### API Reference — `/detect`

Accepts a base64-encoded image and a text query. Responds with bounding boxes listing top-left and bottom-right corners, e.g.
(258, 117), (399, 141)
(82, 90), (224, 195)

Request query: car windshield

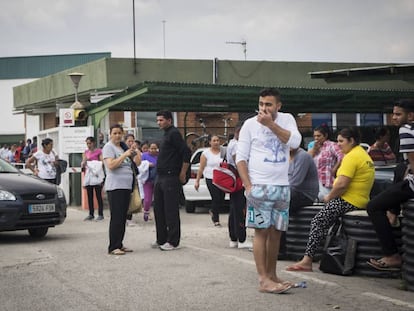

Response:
(0, 159), (21, 173)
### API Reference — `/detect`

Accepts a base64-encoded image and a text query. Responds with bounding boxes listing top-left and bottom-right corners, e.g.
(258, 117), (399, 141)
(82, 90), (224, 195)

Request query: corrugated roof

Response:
(0, 52), (111, 79)
(87, 81), (414, 114)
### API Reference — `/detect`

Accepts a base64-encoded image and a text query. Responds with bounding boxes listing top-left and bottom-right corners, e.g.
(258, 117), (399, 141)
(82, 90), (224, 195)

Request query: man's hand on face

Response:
(257, 109), (273, 128)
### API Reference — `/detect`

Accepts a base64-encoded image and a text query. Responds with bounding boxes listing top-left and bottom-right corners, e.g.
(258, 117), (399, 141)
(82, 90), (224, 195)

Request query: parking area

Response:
(1, 206), (413, 311)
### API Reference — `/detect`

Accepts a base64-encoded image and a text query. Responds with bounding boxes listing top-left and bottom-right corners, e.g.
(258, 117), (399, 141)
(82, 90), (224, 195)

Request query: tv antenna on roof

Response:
(226, 40), (247, 60)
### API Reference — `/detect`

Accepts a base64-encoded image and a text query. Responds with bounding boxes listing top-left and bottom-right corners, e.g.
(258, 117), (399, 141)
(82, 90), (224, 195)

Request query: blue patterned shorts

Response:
(245, 184), (290, 231)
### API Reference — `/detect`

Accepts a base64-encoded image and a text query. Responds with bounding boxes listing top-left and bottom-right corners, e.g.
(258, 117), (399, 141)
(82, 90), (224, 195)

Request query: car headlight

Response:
(57, 187), (65, 199)
(0, 190), (17, 201)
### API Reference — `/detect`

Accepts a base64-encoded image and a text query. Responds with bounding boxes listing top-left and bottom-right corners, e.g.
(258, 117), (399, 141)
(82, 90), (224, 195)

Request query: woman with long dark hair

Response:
(102, 124), (141, 255)
(287, 127), (375, 272)
(308, 124), (343, 200)
(26, 138), (59, 184)
(81, 136), (105, 221)
(194, 135), (225, 226)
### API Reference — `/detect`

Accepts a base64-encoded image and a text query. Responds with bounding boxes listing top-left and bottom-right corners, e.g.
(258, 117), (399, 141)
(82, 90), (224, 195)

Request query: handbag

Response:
(319, 220), (357, 276)
(212, 151), (243, 193)
(128, 183), (142, 214)
(128, 163), (142, 214)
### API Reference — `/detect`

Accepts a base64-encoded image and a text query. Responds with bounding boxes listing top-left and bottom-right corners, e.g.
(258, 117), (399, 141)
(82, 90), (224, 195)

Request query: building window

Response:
(360, 113), (383, 126)
(336, 113), (357, 128)
(136, 111), (162, 142)
(312, 113), (332, 129)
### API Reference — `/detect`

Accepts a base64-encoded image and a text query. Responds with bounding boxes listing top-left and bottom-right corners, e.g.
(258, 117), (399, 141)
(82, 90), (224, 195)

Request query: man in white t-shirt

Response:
(236, 88), (301, 294)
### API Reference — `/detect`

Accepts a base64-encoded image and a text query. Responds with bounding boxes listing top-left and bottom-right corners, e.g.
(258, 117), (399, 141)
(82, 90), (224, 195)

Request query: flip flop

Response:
(286, 264), (313, 272)
(259, 284), (291, 294)
(109, 248), (126, 255)
(273, 279), (295, 287)
(367, 258), (401, 271)
(121, 247), (133, 252)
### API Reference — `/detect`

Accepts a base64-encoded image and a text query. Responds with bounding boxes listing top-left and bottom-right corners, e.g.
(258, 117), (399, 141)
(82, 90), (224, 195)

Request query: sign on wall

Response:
(59, 108), (74, 126)
(61, 126), (94, 153)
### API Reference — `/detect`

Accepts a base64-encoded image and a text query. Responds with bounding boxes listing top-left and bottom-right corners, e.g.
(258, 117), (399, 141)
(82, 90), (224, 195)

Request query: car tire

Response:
(28, 227), (49, 238)
(185, 201), (196, 213)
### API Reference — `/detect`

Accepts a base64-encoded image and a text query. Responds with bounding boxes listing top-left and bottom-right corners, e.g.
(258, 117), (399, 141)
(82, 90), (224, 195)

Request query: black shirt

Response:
(157, 125), (191, 175)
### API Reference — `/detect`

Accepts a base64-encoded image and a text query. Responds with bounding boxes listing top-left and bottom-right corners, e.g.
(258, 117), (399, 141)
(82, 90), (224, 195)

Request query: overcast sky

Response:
(1, 0), (414, 63)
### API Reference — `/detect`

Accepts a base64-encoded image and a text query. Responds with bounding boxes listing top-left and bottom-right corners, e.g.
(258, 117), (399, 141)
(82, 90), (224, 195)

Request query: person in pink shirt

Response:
(308, 124), (343, 201)
(81, 136), (104, 221)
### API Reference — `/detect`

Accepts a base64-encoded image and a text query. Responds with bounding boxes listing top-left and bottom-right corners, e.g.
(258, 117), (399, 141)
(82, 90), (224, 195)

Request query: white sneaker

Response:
(159, 242), (179, 251)
(238, 240), (253, 249)
(229, 241), (238, 248)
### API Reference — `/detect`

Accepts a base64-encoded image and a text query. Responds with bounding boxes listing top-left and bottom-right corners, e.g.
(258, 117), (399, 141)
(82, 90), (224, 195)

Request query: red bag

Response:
(212, 160), (243, 193)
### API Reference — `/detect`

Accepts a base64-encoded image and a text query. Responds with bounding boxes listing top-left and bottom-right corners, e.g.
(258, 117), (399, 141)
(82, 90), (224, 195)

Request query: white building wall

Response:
(26, 114), (41, 141)
(0, 78), (36, 137)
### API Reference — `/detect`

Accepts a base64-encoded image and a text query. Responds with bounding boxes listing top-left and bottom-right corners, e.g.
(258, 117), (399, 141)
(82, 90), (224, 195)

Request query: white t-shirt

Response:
(202, 148), (222, 179)
(34, 150), (57, 179)
(226, 138), (237, 167)
(236, 112), (301, 185)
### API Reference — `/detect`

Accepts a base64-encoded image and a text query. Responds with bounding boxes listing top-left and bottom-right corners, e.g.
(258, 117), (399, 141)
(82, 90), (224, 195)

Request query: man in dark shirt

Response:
(153, 111), (191, 251)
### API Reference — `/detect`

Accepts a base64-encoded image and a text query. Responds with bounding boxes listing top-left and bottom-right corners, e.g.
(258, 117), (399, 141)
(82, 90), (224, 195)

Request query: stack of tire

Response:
(402, 200), (414, 291)
(342, 210), (402, 278)
(286, 203), (325, 261)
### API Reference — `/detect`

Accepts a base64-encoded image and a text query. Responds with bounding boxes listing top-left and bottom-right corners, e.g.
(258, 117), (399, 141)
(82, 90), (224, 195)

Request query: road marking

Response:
(361, 292), (414, 309)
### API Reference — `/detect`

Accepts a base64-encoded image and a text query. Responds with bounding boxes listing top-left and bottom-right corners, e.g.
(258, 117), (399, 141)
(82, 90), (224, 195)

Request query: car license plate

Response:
(28, 204), (55, 214)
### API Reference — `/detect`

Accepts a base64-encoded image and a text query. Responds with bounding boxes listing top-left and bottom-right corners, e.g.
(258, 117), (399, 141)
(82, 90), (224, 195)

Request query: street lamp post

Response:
(68, 72), (84, 107)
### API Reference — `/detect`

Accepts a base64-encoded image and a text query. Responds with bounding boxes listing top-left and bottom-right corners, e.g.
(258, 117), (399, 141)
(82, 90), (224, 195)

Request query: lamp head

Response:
(68, 72), (84, 88)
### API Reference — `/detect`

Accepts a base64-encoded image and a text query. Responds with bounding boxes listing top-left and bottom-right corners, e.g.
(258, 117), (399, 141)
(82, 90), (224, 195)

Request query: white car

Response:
(183, 148), (230, 213)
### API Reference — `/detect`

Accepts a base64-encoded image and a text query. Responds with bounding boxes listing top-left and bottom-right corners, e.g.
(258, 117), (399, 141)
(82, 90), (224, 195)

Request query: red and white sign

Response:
(59, 108), (74, 126)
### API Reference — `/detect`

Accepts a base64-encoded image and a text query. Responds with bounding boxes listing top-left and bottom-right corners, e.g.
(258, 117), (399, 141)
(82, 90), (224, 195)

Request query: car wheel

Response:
(28, 227), (49, 238)
(185, 201), (195, 213)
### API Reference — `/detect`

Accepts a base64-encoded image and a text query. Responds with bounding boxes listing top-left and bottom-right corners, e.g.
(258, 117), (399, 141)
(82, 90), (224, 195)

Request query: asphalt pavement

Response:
(1, 205), (414, 311)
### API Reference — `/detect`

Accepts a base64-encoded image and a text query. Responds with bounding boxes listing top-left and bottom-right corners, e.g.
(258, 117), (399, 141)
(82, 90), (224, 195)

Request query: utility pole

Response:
(225, 40), (247, 60)
(162, 20), (166, 58)
(132, 0), (137, 74)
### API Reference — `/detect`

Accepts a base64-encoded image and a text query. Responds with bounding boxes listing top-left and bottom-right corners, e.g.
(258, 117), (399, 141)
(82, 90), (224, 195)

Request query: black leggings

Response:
(85, 185), (104, 217)
(206, 178), (225, 223)
(107, 189), (130, 253)
(228, 188), (246, 242)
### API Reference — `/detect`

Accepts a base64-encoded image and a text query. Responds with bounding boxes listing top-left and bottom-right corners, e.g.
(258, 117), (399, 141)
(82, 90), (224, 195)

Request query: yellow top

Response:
(335, 145), (375, 208)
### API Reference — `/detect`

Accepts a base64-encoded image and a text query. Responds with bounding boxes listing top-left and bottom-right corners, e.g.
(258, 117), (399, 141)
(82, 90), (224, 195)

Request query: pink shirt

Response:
(85, 148), (102, 161)
(314, 140), (343, 188)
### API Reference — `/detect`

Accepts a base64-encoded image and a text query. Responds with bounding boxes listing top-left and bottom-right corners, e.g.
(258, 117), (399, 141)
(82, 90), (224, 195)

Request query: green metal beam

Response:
(88, 87), (149, 115)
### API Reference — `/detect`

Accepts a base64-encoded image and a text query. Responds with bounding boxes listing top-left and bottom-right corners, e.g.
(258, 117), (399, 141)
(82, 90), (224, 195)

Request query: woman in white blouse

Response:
(26, 138), (58, 184)
(195, 135), (225, 226)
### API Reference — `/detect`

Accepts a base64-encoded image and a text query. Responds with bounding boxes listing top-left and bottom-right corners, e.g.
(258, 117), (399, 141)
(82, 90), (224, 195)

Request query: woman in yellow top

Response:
(287, 127), (375, 272)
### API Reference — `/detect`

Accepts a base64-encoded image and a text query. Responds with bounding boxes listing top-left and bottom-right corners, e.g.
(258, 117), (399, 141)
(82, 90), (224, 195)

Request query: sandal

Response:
(120, 247), (133, 252)
(109, 248), (126, 255)
(367, 258), (401, 271)
(259, 283), (291, 294)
